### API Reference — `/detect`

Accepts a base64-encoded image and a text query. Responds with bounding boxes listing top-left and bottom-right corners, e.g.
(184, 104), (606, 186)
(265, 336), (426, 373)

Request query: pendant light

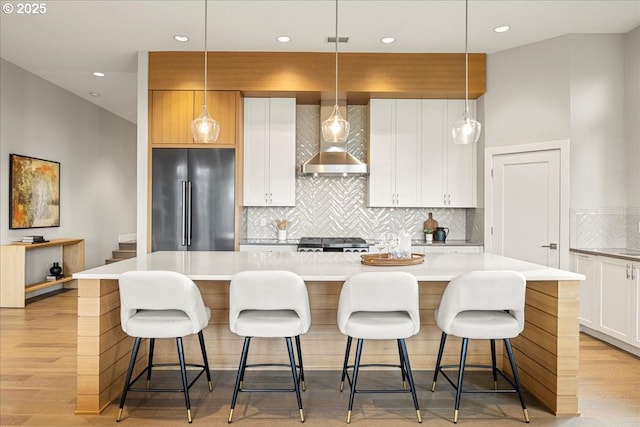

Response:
(321, 0), (350, 143)
(191, 0), (220, 143)
(451, 0), (481, 145)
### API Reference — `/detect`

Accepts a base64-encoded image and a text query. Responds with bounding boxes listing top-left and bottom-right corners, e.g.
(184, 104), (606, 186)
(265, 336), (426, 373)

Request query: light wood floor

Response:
(1, 289), (639, 426)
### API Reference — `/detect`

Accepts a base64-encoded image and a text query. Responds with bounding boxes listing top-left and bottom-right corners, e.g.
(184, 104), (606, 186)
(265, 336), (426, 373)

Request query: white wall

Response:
(484, 33), (635, 210)
(484, 36), (571, 148)
(625, 27), (640, 208)
(0, 59), (137, 269)
(570, 34), (627, 209)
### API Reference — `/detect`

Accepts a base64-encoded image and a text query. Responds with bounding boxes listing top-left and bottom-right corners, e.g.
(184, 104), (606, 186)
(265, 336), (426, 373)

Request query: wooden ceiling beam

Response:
(149, 51), (486, 103)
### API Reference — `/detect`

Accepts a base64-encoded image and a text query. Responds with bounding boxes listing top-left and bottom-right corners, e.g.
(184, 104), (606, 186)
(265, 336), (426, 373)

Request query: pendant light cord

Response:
(204, 0), (208, 107)
(334, 0), (339, 104)
(464, 0), (469, 113)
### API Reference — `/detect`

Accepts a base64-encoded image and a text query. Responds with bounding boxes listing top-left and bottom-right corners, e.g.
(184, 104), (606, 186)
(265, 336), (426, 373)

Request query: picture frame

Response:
(9, 154), (60, 229)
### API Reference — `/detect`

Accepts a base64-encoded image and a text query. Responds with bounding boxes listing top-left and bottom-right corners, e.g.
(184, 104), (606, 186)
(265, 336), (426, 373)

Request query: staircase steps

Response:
(105, 241), (137, 264)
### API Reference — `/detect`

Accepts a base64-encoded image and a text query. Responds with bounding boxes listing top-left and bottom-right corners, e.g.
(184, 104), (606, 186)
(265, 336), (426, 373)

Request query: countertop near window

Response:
(570, 248), (640, 262)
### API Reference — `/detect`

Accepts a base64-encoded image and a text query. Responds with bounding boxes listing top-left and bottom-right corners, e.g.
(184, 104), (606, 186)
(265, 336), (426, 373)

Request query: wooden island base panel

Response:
(73, 251), (582, 416)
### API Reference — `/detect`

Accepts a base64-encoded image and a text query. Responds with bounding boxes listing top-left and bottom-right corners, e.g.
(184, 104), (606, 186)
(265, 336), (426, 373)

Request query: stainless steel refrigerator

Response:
(152, 148), (235, 251)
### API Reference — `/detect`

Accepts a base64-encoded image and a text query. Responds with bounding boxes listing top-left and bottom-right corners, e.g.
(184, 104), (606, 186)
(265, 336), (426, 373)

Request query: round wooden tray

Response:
(360, 253), (425, 266)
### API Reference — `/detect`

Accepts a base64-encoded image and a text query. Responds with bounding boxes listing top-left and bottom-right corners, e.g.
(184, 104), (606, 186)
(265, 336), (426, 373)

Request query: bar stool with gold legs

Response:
(116, 270), (213, 423)
(431, 270), (530, 424)
(337, 271), (422, 424)
(227, 270), (311, 423)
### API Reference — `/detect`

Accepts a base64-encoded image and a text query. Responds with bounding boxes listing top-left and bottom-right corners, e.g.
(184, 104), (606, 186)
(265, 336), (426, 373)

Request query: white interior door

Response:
(490, 149), (561, 267)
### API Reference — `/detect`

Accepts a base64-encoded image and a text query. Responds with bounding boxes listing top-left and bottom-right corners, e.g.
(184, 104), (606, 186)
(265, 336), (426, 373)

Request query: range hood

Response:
(301, 102), (368, 176)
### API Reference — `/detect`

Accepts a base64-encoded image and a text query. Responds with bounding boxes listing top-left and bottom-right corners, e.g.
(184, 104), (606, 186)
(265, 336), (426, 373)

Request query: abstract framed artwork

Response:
(9, 154), (60, 229)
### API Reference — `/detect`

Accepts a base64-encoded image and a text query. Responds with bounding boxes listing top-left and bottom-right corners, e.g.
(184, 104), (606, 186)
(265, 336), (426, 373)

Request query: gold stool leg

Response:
(523, 408), (530, 423)
(228, 408), (234, 423)
(299, 409), (305, 422)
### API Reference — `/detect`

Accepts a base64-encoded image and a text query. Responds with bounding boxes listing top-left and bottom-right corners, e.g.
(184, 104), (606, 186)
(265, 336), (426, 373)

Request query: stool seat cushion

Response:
(125, 307), (212, 339)
(344, 311), (416, 340)
(234, 309), (306, 338)
(446, 310), (520, 339)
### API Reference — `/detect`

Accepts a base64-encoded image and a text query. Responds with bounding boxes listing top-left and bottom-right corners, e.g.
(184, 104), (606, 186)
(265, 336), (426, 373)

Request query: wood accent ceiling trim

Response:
(149, 51), (486, 103)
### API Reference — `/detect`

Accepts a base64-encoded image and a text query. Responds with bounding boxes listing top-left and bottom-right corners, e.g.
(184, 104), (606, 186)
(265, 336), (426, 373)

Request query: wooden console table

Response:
(0, 238), (84, 308)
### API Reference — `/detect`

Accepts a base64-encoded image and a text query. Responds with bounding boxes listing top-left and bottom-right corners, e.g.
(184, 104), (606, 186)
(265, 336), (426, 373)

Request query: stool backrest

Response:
(119, 270), (209, 335)
(436, 270), (526, 334)
(337, 272), (420, 335)
(229, 270), (311, 334)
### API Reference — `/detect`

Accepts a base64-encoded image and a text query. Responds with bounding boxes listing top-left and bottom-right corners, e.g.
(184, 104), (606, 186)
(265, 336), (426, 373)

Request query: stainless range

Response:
(297, 237), (370, 253)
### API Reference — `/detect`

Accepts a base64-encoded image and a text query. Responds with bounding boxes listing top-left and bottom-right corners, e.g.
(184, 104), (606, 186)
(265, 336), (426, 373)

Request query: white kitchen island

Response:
(73, 251), (583, 417)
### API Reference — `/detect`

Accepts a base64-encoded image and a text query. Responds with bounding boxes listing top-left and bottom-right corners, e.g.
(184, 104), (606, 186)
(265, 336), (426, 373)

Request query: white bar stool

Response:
(337, 271), (422, 424)
(116, 270), (213, 423)
(431, 270), (530, 424)
(227, 270), (311, 423)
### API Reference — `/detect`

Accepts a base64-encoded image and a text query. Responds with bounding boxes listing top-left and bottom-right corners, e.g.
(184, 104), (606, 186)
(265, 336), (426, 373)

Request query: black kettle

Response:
(433, 227), (449, 242)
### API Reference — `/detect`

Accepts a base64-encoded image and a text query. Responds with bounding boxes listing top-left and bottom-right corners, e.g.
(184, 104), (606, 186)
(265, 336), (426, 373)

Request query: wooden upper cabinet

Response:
(149, 90), (238, 146)
(149, 91), (195, 145)
(194, 91), (237, 145)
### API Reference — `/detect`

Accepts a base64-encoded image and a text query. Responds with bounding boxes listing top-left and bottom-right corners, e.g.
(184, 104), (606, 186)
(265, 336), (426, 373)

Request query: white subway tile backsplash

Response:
(244, 104), (470, 241)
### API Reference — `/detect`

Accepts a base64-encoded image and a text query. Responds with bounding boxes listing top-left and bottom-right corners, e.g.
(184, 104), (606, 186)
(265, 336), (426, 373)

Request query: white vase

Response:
(277, 230), (287, 241)
(425, 233), (433, 243)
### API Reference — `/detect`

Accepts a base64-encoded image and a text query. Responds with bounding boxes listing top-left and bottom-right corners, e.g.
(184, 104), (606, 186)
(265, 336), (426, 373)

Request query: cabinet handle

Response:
(626, 264), (631, 279)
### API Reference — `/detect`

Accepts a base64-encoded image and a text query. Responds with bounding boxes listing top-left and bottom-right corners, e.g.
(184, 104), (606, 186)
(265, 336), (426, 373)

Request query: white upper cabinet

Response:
(243, 98), (296, 206)
(369, 99), (422, 207)
(420, 100), (446, 205)
(369, 99), (477, 208)
(445, 100), (477, 207)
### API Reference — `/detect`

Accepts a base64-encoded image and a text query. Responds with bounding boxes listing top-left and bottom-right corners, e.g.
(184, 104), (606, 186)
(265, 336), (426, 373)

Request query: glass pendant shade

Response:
(452, 0), (481, 145)
(452, 106), (481, 145)
(190, 0), (219, 143)
(191, 104), (220, 143)
(321, 104), (350, 143)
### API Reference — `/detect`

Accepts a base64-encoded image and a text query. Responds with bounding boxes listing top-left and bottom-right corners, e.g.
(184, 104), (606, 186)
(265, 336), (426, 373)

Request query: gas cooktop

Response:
(297, 237), (370, 252)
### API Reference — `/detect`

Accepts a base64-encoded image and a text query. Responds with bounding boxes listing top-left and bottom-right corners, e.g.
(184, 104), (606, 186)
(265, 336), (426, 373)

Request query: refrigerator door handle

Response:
(186, 181), (193, 246)
(181, 181), (187, 246)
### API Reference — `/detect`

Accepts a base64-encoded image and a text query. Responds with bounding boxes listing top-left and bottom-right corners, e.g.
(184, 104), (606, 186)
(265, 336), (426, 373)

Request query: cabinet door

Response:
(446, 100), (477, 207)
(394, 100), (422, 207)
(267, 98), (296, 207)
(572, 253), (598, 328)
(194, 91), (238, 145)
(243, 98), (270, 205)
(421, 100), (446, 206)
(150, 91), (195, 144)
(599, 257), (634, 344)
(368, 99), (395, 207)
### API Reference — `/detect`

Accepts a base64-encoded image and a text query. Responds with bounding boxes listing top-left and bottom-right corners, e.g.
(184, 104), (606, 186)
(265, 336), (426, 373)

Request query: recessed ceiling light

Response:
(381, 37), (395, 44)
(93, 72), (105, 77)
(494, 25), (510, 33)
(174, 35), (189, 42)
(277, 36), (291, 43)
(89, 92), (100, 97)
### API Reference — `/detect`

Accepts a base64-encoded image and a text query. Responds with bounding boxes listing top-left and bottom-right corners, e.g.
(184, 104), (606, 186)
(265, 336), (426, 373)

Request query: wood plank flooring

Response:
(1, 289), (639, 426)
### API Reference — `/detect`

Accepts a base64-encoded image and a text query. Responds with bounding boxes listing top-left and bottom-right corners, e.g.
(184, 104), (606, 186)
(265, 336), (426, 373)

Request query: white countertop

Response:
(73, 251), (584, 282)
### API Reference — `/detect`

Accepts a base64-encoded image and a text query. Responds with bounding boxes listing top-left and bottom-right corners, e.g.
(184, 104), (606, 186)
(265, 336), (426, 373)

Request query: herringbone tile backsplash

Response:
(244, 104), (470, 241)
